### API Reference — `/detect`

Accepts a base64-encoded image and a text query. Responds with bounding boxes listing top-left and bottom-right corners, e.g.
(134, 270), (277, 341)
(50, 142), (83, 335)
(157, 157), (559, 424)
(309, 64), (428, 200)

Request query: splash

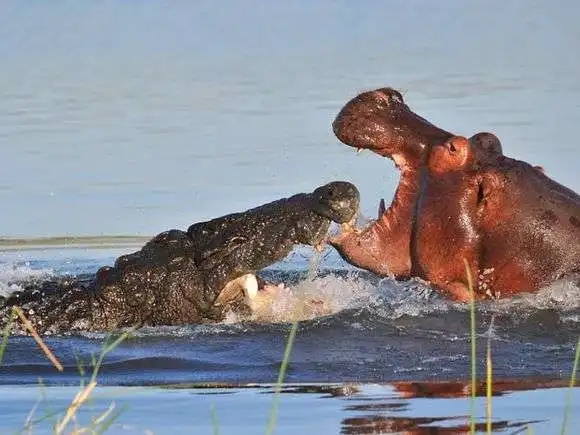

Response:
(373, 277), (451, 319)
(488, 277), (580, 312)
(0, 261), (54, 297)
(221, 273), (379, 325)
(221, 272), (580, 327)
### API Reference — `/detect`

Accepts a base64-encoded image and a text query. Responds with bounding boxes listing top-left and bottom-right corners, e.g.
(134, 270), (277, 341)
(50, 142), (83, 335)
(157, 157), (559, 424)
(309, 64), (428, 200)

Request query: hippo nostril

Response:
(373, 88), (404, 107)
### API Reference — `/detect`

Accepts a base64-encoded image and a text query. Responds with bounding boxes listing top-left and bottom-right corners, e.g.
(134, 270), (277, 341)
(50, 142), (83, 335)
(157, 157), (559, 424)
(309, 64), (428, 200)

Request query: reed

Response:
(0, 309), (13, 365)
(560, 335), (580, 435)
(463, 259), (477, 434)
(486, 332), (493, 434)
(264, 249), (322, 435)
(0, 308), (133, 435)
(210, 403), (221, 435)
(265, 321), (299, 435)
(13, 306), (63, 371)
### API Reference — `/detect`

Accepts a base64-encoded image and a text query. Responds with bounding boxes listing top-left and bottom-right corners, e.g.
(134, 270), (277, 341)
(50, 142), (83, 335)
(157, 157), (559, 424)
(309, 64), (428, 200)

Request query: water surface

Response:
(1, 0), (579, 237)
(0, 1), (579, 433)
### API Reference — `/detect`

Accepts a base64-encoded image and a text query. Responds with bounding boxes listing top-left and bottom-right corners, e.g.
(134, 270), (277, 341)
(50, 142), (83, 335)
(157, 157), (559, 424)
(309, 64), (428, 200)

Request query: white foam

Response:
(79, 323), (252, 340)
(10, 263), (577, 337)
(0, 261), (54, 297)
(223, 273), (580, 326)
(223, 273), (379, 324)
(485, 276), (580, 314)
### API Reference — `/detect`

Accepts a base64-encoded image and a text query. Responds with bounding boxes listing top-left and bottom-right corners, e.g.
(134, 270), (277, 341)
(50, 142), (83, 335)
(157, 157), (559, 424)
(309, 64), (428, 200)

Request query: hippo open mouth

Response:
(328, 88), (508, 285)
(330, 86), (580, 301)
(328, 89), (454, 278)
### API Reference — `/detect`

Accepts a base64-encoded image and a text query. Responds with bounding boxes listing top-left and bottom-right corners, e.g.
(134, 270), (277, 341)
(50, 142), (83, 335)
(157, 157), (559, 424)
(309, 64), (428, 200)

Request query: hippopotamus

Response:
(328, 87), (580, 301)
(1, 181), (360, 335)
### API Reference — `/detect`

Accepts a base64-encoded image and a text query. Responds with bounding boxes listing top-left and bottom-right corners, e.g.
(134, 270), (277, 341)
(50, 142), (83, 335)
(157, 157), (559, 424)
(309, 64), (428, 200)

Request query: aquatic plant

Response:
(464, 259), (478, 434)
(265, 252), (319, 434)
(266, 321), (298, 435)
(561, 336), (580, 435)
(1, 307), (133, 434)
(462, 259), (579, 435)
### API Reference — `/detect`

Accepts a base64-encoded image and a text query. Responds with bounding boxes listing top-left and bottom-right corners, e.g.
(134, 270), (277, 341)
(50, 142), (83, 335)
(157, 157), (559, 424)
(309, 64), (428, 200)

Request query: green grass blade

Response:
(89, 329), (134, 385)
(560, 335), (580, 435)
(93, 403), (129, 435)
(0, 312), (13, 366)
(463, 259), (477, 435)
(211, 403), (221, 435)
(265, 321), (298, 435)
(486, 335), (493, 434)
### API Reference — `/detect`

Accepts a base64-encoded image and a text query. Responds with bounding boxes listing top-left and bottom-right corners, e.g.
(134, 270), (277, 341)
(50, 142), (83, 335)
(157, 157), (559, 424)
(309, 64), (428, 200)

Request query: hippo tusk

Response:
(378, 198), (386, 218)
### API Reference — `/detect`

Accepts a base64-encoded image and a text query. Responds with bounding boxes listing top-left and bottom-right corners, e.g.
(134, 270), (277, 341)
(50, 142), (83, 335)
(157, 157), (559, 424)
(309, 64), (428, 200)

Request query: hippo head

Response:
(310, 181), (360, 224)
(328, 87), (508, 279)
(332, 88), (453, 168)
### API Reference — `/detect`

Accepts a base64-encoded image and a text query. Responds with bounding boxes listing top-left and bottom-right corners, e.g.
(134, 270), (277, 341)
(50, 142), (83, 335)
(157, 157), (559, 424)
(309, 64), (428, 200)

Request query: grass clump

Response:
(0, 307), (133, 434)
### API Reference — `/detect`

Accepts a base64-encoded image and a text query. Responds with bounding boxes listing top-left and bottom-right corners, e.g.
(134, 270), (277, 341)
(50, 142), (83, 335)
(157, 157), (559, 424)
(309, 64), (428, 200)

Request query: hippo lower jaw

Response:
(328, 165), (420, 278)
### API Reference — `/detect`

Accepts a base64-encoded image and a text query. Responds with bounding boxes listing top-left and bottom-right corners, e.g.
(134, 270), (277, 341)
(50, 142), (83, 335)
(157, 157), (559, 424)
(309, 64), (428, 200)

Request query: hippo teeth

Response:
(356, 148), (363, 154)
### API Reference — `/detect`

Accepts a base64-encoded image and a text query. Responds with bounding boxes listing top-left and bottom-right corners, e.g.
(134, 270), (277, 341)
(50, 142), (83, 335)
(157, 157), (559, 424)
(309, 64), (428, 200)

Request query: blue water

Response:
(1, 0), (579, 433)
(2, 384), (578, 435)
(1, 0), (579, 237)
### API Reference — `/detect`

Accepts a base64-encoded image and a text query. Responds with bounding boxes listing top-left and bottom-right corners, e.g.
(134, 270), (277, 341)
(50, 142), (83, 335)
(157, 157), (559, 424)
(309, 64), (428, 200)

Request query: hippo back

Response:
(478, 157), (580, 294)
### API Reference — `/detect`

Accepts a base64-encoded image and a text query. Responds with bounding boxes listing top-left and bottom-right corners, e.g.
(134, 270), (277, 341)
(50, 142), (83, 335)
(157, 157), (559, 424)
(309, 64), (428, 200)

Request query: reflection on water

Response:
(271, 379), (569, 434)
(391, 378), (573, 399)
(0, 379), (577, 434)
(341, 415), (533, 435)
(165, 379), (577, 434)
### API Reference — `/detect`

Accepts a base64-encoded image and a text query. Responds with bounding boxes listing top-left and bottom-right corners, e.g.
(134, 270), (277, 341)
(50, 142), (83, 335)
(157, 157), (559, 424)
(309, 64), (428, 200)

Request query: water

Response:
(1, 0), (579, 237)
(1, 384), (578, 434)
(1, 0), (579, 433)
(1, 248), (578, 433)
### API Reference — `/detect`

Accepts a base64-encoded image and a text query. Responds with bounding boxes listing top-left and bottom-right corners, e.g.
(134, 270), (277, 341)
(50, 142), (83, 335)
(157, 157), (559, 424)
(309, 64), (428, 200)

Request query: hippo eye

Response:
(448, 143), (457, 153)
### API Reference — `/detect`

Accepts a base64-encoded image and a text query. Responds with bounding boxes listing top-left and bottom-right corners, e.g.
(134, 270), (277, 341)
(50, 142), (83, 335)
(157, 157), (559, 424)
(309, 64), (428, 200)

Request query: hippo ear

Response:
(197, 236), (247, 270)
(378, 198), (386, 218)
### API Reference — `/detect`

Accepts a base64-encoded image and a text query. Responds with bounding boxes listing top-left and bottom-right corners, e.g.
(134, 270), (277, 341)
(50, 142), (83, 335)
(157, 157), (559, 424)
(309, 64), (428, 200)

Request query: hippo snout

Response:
(311, 181), (360, 223)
